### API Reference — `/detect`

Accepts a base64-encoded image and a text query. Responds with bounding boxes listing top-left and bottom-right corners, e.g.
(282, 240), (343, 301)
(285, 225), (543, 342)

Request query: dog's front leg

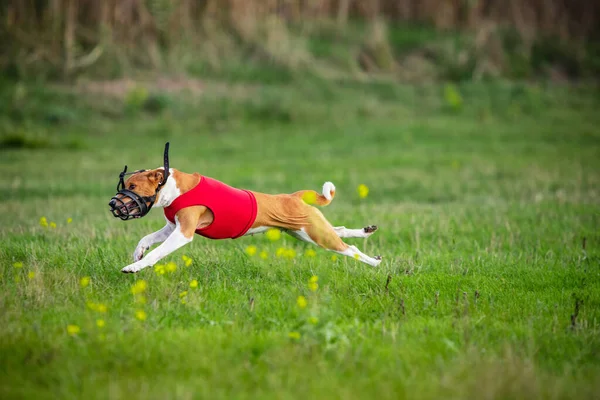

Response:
(121, 207), (205, 274)
(133, 218), (176, 262)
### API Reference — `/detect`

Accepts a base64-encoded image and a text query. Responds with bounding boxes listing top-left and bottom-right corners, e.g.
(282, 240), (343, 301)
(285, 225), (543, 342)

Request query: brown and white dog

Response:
(113, 168), (382, 273)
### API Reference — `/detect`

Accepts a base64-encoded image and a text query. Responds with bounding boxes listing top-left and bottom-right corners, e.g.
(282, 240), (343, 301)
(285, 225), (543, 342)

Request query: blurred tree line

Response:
(1, 0), (599, 81)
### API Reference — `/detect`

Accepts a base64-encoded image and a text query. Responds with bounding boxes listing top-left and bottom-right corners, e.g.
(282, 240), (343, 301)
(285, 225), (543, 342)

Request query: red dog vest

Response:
(164, 176), (257, 239)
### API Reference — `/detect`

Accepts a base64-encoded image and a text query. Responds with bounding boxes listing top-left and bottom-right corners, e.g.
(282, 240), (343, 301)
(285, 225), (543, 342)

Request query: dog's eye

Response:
(129, 184), (136, 190)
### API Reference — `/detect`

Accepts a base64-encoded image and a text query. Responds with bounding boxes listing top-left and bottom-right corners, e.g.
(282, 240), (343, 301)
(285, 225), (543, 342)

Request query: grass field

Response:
(1, 78), (599, 399)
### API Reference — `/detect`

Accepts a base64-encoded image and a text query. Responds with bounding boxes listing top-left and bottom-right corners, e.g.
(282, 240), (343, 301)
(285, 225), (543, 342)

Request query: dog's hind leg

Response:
(293, 208), (382, 267)
(333, 225), (378, 238)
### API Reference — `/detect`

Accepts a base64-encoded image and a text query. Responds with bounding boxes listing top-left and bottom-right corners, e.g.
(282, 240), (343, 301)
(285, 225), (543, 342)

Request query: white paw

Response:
(133, 245), (148, 262)
(121, 262), (144, 274)
(363, 225), (378, 236)
(372, 255), (383, 267)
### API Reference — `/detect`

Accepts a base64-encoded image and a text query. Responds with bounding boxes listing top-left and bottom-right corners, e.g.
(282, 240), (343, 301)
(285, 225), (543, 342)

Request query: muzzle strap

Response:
(158, 142), (170, 190)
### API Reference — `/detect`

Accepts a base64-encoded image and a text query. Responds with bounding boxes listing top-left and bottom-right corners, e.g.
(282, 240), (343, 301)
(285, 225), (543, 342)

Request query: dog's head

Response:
(109, 143), (170, 221)
(109, 169), (167, 220)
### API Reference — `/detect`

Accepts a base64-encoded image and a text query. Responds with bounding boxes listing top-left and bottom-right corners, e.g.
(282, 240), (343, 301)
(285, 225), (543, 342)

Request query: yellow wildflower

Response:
(353, 253), (360, 260)
(309, 275), (318, 283)
(180, 298), (187, 304)
(96, 303), (108, 313)
(304, 249), (317, 257)
(130, 280), (147, 295)
(308, 316), (319, 325)
(96, 319), (105, 328)
(245, 245), (257, 257)
(13, 262), (23, 268)
(331, 255), (338, 262)
(79, 276), (90, 288)
(67, 324), (80, 336)
(288, 331), (301, 340)
(67, 217), (73, 224)
(357, 184), (369, 199)
(135, 310), (147, 321)
(265, 228), (281, 241)
(308, 281), (318, 292)
(259, 250), (269, 259)
(296, 295), (307, 309)
(154, 264), (166, 275)
(39, 217), (48, 228)
(27, 271), (35, 280)
(182, 255), (193, 267)
(190, 279), (199, 289)
(166, 262), (177, 273)
(302, 191), (317, 205)
(284, 249), (296, 259)
(179, 291), (188, 298)
(49, 222), (57, 229)
(276, 248), (286, 258)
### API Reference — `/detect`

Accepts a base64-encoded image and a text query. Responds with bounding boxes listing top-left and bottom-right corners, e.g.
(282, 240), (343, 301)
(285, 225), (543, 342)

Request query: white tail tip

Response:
(322, 181), (335, 200)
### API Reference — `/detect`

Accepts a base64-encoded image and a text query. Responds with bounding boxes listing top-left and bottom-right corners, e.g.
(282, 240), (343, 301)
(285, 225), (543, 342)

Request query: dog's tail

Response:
(293, 181), (336, 207)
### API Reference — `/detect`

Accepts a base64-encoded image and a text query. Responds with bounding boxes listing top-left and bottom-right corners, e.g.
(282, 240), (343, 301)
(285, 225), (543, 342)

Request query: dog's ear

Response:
(148, 169), (164, 184)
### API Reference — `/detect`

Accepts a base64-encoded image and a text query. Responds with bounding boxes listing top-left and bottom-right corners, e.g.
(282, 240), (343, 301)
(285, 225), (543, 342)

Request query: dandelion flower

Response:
(296, 295), (307, 309)
(331, 255), (338, 262)
(189, 279), (199, 289)
(67, 324), (80, 336)
(302, 191), (317, 205)
(27, 271), (35, 280)
(284, 249), (296, 259)
(39, 217), (48, 228)
(357, 184), (369, 199)
(67, 217), (73, 224)
(309, 276), (318, 283)
(154, 264), (166, 275)
(49, 222), (57, 229)
(166, 262), (177, 273)
(182, 255), (193, 267)
(266, 228), (281, 242)
(245, 245), (257, 257)
(79, 276), (90, 288)
(130, 280), (147, 295)
(304, 249), (317, 258)
(288, 331), (301, 340)
(13, 262), (23, 269)
(96, 303), (108, 313)
(308, 281), (318, 292)
(259, 250), (268, 259)
(276, 248), (286, 258)
(96, 319), (105, 328)
(179, 291), (188, 298)
(135, 310), (147, 321)
(308, 316), (319, 325)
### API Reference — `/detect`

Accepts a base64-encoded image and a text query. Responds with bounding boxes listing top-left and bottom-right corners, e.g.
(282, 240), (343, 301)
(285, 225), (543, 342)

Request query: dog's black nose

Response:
(108, 199), (116, 208)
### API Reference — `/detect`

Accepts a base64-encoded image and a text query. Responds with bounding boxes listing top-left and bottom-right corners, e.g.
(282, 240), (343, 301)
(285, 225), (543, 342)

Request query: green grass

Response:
(1, 79), (599, 399)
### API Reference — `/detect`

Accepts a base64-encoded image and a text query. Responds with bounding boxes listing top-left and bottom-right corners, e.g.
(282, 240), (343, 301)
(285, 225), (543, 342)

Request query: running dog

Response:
(109, 143), (381, 273)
